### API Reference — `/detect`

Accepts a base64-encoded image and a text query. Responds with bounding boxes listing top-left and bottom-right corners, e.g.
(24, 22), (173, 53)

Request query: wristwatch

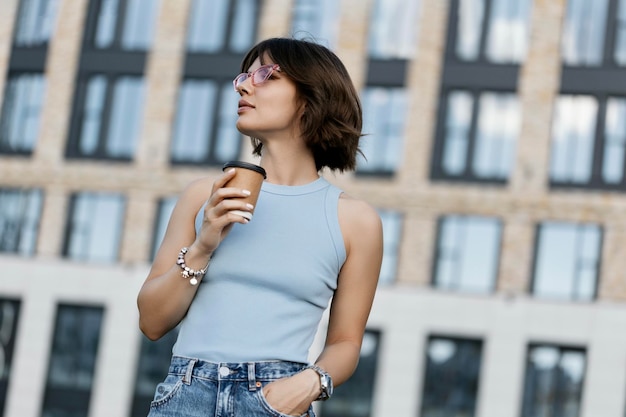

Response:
(306, 364), (333, 401)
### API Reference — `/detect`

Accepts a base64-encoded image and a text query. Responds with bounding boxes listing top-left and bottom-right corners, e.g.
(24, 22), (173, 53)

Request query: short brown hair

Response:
(240, 38), (363, 172)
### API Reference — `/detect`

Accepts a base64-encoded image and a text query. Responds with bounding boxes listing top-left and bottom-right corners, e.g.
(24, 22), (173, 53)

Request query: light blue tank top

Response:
(172, 177), (346, 363)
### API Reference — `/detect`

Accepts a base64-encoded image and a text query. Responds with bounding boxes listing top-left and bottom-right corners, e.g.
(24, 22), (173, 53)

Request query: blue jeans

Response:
(148, 356), (316, 417)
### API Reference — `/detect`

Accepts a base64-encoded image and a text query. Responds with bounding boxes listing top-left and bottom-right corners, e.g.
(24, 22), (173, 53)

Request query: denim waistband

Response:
(168, 355), (308, 387)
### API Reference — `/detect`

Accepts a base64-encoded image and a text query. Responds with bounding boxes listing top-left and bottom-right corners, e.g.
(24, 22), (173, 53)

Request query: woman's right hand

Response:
(192, 168), (254, 255)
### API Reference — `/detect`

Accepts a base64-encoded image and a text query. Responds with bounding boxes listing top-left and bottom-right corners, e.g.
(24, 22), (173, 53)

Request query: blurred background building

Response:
(1, 0), (626, 416)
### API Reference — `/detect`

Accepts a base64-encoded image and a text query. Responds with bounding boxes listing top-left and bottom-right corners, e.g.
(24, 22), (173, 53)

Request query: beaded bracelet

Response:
(176, 247), (210, 285)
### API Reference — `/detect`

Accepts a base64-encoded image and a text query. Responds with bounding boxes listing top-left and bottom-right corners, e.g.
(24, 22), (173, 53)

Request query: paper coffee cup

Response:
(222, 161), (266, 220)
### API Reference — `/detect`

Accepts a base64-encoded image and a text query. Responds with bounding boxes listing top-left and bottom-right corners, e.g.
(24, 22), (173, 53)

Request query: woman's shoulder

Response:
(174, 176), (215, 214)
(337, 193), (382, 241)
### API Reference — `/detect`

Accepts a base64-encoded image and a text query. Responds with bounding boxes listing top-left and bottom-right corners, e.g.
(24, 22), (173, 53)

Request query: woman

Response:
(138, 37), (383, 417)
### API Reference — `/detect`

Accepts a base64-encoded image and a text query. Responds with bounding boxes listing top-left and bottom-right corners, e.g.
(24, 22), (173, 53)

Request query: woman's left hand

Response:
(262, 369), (319, 416)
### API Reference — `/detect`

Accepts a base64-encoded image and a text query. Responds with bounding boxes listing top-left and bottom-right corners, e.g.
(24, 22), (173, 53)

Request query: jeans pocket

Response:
(256, 388), (311, 417)
(150, 374), (184, 408)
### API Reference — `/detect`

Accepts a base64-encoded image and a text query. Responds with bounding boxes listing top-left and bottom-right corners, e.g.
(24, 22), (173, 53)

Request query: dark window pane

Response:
(357, 87), (407, 175)
(320, 331), (381, 417)
(130, 330), (178, 417)
(64, 192), (125, 263)
(13, 0), (60, 46)
(442, 91), (473, 175)
(42, 305), (104, 417)
(562, 0), (610, 66)
(521, 345), (586, 417)
(532, 222), (601, 301)
(420, 336), (483, 417)
(0, 299), (21, 415)
(0, 73), (46, 154)
(434, 215), (501, 293)
(0, 188), (42, 255)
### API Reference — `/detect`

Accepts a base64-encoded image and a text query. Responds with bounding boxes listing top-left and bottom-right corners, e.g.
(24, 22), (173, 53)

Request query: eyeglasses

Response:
(233, 64), (281, 91)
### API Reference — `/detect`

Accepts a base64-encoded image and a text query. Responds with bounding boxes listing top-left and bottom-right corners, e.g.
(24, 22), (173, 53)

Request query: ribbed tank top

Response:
(172, 177), (346, 363)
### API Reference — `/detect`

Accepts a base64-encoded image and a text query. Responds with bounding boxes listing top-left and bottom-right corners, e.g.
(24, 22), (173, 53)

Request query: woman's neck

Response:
(259, 142), (319, 186)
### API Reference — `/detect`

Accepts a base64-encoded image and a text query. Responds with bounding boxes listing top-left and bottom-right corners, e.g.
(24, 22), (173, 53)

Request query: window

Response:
(320, 330), (381, 417)
(290, 0), (340, 49)
(12, 0), (60, 47)
(66, 0), (159, 160)
(532, 221), (601, 301)
(41, 304), (104, 417)
(368, 0), (421, 59)
(0, 73), (46, 154)
(170, 81), (240, 165)
(433, 215), (502, 293)
(171, 0), (261, 166)
(561, 0), (626, 67)
(0, 188), (43, 255)
(420, 336), (483, 417)
(549, 94), (626, 190)
(357, 88), (408, 175)
(130, 329), (179, 417)
(63, 192), (126, 263)
(2, 0), (60, 155)
(435, 90), (520, 181)
(186, 0), (257, 54)
(0, 298), (21, 417)
(150, 196), (177, 260)
(455, 0), (533, 64)
(378, 210), (402, 285)
(521, 344), (586, 417)
(432, 0), (532, 183)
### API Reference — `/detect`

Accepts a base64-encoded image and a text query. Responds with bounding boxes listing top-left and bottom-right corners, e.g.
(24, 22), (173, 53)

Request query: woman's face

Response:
(235, 56), (303, 141)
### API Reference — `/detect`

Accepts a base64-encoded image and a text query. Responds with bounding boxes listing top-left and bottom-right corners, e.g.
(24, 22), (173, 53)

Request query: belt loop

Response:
(247, 362), (257, 391)
(183, 359), (197, 385)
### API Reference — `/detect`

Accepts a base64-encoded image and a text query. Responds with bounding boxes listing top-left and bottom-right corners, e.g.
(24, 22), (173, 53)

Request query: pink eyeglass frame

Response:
(233, 64), (281, 91)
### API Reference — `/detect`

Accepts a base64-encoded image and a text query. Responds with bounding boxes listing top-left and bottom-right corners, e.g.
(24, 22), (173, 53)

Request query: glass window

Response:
(456, 0), (532, 63)
(0, 73), (46, 154)
(170, 80), (241, 165)
(186, 0), (258, 53)
(93, 0), (160, 50)
(291, 0), (340, 49)
(602, 97), (626, 184)
(616, 0), (626, 65)
(0, 188), (43, 256)
(12, 0), (60, 46)
(357, 87), (407, 175)
(532, 221), (601, 301)
(150, 196), (177, 260)
(562, 0), (610, 66)
(378, 210), (402, 286)
(320, 330), (381, 417)
(549, 95), (597, 184)
(420, 336), (483, 417)
(439, 90), (519, 181)
(368, 0), (420, 59)
(130, 329), (179, 417)
(521, 345), (586, 417)
(71, 75), (145, 159)
(63, 192), (125, 263)
(0, 298), (21, 415)
(41, 304), (103, 417)
(433, 215), (502, 293)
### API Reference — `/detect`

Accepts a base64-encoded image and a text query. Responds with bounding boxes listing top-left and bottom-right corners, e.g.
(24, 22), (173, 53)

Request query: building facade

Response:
(1, 0), (626, 416)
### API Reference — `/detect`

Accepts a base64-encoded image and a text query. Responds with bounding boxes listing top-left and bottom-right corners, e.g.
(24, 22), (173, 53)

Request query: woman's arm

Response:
(262, 194), (383, 413)
(137, 169), (255, 340)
